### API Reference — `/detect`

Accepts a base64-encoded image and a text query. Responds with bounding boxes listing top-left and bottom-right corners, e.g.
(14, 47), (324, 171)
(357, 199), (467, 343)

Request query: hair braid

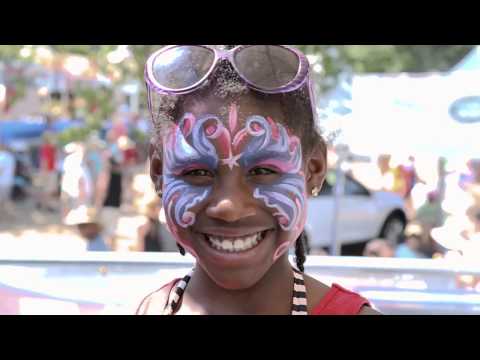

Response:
(294, 232), (307, 272)
(177, 243), (186, 256)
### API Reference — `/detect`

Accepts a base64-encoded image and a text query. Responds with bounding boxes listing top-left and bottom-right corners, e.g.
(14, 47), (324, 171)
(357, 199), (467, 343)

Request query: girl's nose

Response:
(205, 177), (256, 223)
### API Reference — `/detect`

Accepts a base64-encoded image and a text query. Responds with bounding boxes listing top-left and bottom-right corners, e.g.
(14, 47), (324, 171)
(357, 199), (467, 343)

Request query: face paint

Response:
(161, 104), (307, 263)
(162, 113), (221, 255)
(238, 115), (307, 261)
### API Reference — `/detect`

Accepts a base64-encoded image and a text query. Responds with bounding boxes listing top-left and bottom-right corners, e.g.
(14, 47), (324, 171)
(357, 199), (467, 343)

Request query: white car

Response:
(305, 171), (407, 252)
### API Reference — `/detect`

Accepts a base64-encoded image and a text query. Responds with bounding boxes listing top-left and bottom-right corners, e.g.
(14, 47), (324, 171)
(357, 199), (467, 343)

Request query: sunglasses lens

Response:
(234, 46), (300, 90)
(152, 46), (214, 90)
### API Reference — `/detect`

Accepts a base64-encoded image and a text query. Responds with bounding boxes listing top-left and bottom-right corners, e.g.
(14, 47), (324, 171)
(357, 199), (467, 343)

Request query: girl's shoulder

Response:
(303, 273), (380, 315)
(136, 279), (180, 315)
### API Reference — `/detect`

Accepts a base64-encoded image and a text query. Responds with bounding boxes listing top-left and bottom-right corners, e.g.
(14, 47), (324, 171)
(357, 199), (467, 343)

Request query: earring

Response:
(312, 186), (320, 197)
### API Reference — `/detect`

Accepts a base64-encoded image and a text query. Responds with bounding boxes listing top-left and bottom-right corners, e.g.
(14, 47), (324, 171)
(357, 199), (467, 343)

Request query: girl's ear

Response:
(306, 139), (327, 197)
(149, 143), (163, 195)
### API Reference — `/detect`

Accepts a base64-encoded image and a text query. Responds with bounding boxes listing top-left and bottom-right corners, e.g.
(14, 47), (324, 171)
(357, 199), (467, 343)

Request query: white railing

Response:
(1, 252), (479, 315)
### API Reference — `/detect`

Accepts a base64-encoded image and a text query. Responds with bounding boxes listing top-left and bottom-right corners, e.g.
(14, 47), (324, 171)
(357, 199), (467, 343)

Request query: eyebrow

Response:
(240, 150), (295, 170)
(168, 158), (216, 176)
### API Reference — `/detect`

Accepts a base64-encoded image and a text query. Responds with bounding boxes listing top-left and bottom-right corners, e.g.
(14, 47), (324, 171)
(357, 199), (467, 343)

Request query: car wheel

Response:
(380, 215), (406, 245)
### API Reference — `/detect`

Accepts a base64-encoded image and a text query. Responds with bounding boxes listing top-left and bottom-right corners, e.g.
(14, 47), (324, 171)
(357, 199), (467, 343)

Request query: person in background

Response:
(64, 206), (110, 251)
(395, 223), (428, 258)
(37, 132), (58, 212)
(459, 159), (480, 191)
(60, 143), (94, 219)
(401, 155), (426, 219)
(0, 141), (16, 219)
(117, 135), (138, 209)
(461, 205), (480, 242)
(415, 190), (446, 229)
(11, 141), (33, 201)
(363, 239), (395, 258)
(85, 133), (106, 199)
(137, 197), (176, 252)
(95, 156), (123, 251)
(377, 154), (395, 192)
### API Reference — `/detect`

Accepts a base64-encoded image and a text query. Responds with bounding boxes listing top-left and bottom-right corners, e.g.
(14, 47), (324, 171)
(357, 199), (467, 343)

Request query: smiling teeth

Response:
(207, 233), (263, 253)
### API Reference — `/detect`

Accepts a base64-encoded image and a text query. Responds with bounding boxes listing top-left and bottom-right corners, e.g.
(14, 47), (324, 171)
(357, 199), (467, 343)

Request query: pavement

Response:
(0, 198), (146, 253)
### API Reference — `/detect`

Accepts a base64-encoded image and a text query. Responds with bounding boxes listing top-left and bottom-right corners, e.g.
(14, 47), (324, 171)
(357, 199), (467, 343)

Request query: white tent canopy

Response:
(339, 70), (480, 168)
(452, 46), (480, 72)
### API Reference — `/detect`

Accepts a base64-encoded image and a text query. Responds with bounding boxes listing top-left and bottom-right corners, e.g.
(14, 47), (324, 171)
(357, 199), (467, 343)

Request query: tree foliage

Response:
(1, 45), (475, 110)
(296, 45), (474, 90)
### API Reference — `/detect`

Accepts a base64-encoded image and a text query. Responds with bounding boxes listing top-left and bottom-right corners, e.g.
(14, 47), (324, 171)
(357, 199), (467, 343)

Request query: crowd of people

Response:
(358, 152), (480, 260)
(2, 114), (480, 259)
(0, 113), (175, 253)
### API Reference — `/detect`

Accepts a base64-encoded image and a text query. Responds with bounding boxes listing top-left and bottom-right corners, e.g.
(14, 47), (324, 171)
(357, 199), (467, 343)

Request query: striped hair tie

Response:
(291, 268), (308, 315)
(163, 270), (194, 315)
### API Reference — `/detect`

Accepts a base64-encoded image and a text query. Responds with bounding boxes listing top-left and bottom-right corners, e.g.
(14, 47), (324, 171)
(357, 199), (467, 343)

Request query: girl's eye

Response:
(183, 169), (214, 177)
(248, 167), (278, 176)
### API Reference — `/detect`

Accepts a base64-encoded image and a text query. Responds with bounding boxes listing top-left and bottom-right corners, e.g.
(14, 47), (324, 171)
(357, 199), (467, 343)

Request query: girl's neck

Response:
(184, 256), (294, 315)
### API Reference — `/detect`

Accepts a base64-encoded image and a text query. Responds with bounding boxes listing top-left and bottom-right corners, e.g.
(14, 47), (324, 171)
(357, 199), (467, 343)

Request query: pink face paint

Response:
(238, 115), (306, 261)
(162, 113), (221, 257)
(162, 105), (307, 263)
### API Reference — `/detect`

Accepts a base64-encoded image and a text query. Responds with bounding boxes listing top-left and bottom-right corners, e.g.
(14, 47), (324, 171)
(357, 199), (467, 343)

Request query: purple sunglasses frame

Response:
(145, 45), (318, 121)
(145, 45), (311, 95)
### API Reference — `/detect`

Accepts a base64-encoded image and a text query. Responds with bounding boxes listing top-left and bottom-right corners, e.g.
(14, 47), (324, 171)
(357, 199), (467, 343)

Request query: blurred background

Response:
(1, 45), (480, 314)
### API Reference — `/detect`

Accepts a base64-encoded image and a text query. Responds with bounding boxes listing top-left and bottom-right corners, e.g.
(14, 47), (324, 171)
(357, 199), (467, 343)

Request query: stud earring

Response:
(312, 186), (320, 197)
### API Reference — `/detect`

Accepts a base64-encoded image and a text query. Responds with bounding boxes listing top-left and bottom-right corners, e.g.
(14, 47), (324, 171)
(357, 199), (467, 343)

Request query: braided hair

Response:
(294, 232), (308, 272)
(177, 243), (186, 256)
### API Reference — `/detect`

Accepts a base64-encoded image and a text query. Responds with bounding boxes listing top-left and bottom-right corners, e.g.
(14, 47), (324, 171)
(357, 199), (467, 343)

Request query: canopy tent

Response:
(332, 70), (480, 169)
(318, 47), (480, 159)
(0, 118), (82, 144)
(451, 46), (480, 72)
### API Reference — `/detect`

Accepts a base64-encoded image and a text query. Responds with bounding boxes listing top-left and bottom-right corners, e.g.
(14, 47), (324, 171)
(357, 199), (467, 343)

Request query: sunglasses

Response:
(145, 45), (312, 96)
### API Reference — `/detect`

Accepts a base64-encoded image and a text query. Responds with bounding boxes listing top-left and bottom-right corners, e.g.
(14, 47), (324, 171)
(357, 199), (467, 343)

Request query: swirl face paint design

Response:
(162, 113), (222, 256)
(239, 116), (306, 260)
(162, 104), (306, 262)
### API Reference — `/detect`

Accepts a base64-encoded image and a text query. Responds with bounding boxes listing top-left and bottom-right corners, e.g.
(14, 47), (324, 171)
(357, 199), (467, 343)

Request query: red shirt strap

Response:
(136, 278), (180, 315)
(311, 283), (370, 315)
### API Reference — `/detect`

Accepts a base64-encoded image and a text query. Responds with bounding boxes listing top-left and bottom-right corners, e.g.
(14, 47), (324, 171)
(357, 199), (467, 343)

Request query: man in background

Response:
(0, 142), (16, 220)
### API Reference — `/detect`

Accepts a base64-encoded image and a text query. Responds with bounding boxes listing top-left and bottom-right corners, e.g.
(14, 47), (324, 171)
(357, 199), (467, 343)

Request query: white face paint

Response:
(161, 103), (307, 261)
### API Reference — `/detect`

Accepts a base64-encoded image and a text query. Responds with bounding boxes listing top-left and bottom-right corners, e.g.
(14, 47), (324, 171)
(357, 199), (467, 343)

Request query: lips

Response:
(203, 231), (268, 253)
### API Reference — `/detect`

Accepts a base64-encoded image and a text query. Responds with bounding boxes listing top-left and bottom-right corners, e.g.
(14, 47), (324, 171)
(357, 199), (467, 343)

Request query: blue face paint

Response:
(163, 113), (219, 232)
(161, 104), (307, 261)
(240, 115), (306, 233)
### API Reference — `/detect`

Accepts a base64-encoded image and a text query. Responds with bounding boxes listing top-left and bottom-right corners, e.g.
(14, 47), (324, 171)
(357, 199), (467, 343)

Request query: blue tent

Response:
(0, 119), (82, 144)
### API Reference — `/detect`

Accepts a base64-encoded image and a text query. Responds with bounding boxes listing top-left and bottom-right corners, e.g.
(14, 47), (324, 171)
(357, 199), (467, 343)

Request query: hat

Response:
(430, 216), (471, 252)
(117, 136), (135, 151)
(87, 133), (106, 149)
(405, 222), (424, 237)
(64, 142), (83, 154)
(64, 206), (99, 226)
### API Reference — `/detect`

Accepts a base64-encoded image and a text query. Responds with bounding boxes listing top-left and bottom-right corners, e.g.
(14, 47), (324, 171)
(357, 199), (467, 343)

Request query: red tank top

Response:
(311, 283), (370, 315)
(137, 280), (370, 315)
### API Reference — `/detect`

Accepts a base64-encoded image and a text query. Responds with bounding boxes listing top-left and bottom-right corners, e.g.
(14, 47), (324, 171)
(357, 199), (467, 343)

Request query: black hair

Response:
(177, 243), (186, 256)
(294, 232), (308, 272)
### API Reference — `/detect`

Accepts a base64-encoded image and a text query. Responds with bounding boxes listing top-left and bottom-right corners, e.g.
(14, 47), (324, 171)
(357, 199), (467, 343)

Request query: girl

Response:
(137, 45), (378, 315)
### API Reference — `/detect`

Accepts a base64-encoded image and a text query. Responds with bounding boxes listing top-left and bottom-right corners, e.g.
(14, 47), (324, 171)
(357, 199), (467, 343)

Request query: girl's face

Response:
(152, 94), (322, 290)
